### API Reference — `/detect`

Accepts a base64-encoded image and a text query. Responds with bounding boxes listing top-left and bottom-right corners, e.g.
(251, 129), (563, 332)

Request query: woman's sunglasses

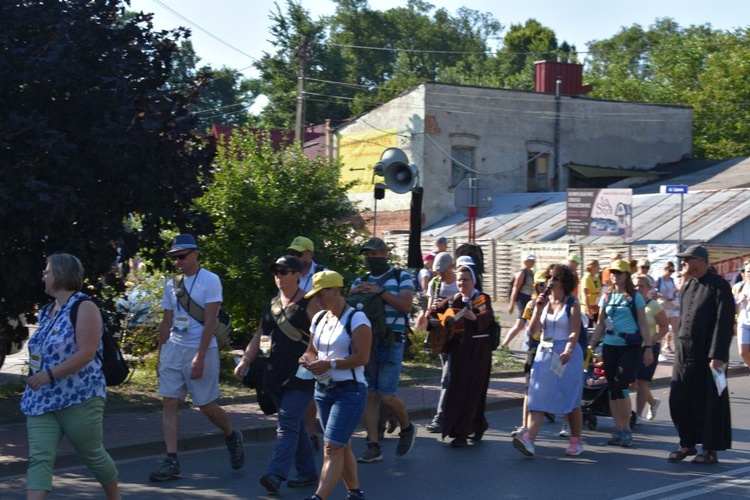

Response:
(272, 268), (297, 276)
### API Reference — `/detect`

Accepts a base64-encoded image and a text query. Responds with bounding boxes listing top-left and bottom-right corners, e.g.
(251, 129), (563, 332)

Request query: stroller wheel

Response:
(630, 411), (637, 429)
(587, 415), (597, 430)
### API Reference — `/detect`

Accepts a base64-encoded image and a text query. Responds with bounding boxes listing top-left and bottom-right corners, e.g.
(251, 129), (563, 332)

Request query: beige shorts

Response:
(158, 341), (221, 406)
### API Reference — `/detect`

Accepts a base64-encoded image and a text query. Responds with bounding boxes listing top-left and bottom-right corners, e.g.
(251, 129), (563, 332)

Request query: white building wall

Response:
(336, 83), (693, 227)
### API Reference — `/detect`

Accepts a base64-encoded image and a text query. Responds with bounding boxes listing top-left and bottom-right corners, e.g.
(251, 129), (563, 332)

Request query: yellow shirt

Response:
(581, 273), (601, 315)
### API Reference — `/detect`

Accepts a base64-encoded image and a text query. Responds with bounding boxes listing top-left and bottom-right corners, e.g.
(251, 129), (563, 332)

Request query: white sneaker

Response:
(559, 421), (571, 437)
(633, 415), (644, 426)
(510, 425), (527, 437)
(647, 399), (661, 421)
(512, 435), (535, 457)
(658, 353), (668, 362)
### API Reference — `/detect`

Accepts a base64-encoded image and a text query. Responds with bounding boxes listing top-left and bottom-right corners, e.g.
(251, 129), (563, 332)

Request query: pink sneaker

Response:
(565, 439), (584, 456)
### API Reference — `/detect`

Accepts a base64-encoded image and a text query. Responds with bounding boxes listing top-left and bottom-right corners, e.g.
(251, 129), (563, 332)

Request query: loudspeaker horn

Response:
(374, 147), (409, 176)
(383, 162), (419, 194)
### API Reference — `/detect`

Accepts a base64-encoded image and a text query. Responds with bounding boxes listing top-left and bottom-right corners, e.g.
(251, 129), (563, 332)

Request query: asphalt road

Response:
(2, 375), (749, 499)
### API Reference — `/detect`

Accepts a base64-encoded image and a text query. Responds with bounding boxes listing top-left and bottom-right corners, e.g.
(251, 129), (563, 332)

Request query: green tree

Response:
(0, 0), (214, 336)
(193, 128), (367, 342)
(585, 19), (750, 159)
(252, 0), (505, 125)
(169, 42), (258, 131)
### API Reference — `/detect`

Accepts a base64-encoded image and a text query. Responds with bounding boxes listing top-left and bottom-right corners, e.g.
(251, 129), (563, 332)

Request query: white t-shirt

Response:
(311, 308), (370, 384)
(162, 268), (222, 348)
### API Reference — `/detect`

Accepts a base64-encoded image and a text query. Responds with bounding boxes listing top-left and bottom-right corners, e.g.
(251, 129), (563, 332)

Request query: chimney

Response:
(534, 60), (593, 96)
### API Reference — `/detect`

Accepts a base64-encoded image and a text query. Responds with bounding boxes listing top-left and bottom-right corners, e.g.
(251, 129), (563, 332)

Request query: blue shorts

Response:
(315, 383), (367, 447)
(635, 344), (661, 382)
(739, 323), (750, 345)
(516, 293), (531, 318)
(365, 341), (405, 396)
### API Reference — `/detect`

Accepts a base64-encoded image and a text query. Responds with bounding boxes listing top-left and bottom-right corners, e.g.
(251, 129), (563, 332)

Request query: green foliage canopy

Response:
(585, 19), (750, 159)
(193, 128), (368, 342)
(0, 0), (214, 335)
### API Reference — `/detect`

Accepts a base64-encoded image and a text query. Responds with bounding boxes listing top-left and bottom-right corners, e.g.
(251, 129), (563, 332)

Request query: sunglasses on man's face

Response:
(172, 251), (194, 261)
(272, 268), (297, 276)
(610, 270), (624, 275)
(288, 250), (304, 258)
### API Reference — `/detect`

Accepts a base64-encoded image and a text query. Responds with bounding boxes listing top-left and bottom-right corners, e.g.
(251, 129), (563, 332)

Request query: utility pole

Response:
(294, 35), (309, 146)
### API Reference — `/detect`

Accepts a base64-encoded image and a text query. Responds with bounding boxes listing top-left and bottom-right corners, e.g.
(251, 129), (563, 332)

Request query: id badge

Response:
(174, 315), (190, 334)
(259, 335), (272, 356)
(29, 354), (42, 374)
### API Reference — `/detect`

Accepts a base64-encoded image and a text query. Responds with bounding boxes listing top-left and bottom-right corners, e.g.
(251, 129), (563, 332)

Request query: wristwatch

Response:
(330, 359), (337, 370)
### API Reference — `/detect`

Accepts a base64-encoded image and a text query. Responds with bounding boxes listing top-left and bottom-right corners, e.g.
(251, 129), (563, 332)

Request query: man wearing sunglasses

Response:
(287, 236), (329, 451)
(287, 236), (328, 293)
(149, 234), (245, 482)
(668, 245), (734, 465)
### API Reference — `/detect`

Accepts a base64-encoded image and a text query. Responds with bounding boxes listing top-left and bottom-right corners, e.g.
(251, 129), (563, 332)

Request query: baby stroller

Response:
(580, 347), (637, 430)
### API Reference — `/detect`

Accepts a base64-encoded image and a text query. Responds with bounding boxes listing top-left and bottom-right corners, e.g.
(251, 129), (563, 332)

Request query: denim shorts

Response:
(315, 383), (367, 447)
(740, 323), (750, 345)
(365, 341), (405, 395)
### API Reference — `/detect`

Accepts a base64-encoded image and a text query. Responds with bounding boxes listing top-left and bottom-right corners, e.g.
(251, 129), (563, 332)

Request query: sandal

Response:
(691, 451), (719, 464)
(667, 446), (697, 462)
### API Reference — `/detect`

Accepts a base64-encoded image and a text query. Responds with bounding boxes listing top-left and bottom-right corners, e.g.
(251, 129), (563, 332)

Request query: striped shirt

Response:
(352, 267), (414, 337)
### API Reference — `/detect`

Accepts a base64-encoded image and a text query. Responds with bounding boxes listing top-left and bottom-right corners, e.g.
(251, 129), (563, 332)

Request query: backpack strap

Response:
(343, 309), (358, 380)
(174, 273), (207, 324)
(69, 296), (105, 364)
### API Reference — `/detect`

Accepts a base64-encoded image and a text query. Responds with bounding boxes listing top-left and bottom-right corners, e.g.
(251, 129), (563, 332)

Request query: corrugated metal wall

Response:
(382, 232), (651, 302)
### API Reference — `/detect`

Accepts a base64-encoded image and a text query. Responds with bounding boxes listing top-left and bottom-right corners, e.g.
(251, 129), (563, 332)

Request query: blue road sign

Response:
(664, 185), (688, 194)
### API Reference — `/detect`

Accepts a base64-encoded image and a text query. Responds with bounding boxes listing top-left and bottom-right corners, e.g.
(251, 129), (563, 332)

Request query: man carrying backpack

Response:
(349, 237), (416, 463)
(149, 234), (245, 482)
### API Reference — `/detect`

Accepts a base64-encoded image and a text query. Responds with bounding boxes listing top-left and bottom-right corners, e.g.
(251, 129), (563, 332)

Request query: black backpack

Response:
(346, 268), (406, 348)
(70, 297), (130, 386)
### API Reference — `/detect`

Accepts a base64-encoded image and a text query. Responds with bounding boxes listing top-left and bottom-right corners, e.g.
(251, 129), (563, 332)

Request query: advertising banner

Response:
(338, 130), (397, 193)
(567, 189), (633, 237)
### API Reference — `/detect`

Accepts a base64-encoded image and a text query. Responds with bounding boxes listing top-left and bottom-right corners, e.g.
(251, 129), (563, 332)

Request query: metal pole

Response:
(678, 192), (684, 252)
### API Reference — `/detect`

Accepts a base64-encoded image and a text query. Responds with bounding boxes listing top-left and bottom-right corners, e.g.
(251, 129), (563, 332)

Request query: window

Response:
(451, 147), (473, 187)
(527, 153), (549, 192)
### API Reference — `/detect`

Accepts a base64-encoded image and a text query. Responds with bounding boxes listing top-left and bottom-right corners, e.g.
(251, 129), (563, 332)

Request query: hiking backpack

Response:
(70, 297), (130, 386)
(455, 242), (484, 290)
(346, 268), (406, 348)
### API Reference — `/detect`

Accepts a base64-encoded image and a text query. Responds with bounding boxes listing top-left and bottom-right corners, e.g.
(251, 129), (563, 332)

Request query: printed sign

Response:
(567, 189), (633, 237)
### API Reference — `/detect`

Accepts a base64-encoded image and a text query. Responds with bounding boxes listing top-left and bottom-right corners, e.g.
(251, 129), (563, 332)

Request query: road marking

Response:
(615, 465), (750, 500)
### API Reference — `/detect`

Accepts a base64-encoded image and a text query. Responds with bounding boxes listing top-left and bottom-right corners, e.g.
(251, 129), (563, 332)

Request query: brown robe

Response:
(436, 292), (494, 440)
(669, 270), (734, 450)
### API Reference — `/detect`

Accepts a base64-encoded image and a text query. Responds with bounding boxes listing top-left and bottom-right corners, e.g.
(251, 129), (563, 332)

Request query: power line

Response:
(149, 0), (257, 63)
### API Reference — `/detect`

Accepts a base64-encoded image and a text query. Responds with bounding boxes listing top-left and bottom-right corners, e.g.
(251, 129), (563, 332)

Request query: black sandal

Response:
(691, 451), (719, 464)
(667, 446), (697, 462)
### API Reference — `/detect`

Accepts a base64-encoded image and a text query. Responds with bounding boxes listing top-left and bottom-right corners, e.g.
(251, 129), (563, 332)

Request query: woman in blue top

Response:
(22, 253), (120, 499)
(589, 259), (653, 448)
